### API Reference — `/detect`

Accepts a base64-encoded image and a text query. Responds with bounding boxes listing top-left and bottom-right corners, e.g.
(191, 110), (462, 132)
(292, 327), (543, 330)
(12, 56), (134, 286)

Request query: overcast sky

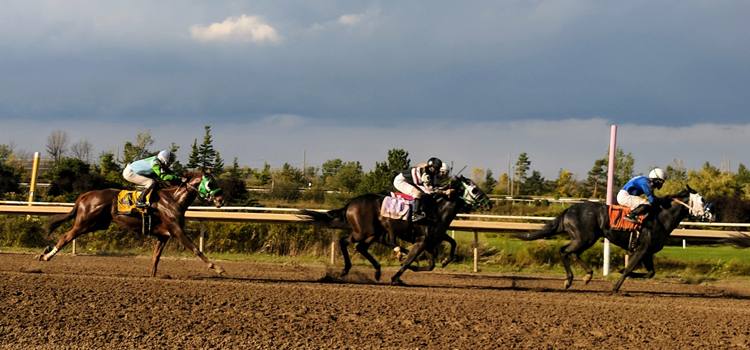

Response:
(1, 1), (749, 178)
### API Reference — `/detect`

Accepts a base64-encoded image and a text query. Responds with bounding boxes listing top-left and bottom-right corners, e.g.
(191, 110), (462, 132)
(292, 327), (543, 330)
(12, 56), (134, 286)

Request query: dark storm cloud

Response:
(1, 1), (749, 125)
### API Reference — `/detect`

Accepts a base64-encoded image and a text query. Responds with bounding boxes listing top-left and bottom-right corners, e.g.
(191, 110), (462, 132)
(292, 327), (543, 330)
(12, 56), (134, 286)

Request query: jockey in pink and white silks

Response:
(393, 157), (443, 222)
(617, 168), (667, 223)
(122, 150), (178, 207)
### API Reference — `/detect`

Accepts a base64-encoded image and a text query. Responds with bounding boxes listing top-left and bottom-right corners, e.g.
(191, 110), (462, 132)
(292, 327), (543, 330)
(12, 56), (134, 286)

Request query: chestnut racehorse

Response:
(38, 171), (226, 277)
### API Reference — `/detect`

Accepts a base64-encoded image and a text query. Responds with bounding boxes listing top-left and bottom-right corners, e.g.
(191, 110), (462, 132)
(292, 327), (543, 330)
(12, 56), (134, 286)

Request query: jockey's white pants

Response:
(393, 174), (424, 198)
(616, 190), (648, 209)
(123, 165), (155, 188)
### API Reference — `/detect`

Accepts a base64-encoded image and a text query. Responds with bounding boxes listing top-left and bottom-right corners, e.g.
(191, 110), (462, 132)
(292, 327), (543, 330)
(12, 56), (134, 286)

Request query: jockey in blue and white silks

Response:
(616, 168), (667, 222)
(122, 150), (178, 207)
(393, 157), (443, 222)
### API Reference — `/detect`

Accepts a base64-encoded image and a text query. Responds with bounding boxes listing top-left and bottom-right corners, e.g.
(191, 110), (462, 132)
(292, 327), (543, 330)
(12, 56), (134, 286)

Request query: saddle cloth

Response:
(608, 205), (642, 231)
(116, 190), (149, 215)
(380, 192), (413, 220)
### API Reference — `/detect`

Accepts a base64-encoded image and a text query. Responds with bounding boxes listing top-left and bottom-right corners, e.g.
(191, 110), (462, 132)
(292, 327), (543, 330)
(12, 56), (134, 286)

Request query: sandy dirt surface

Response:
(2, 252), (750, 349)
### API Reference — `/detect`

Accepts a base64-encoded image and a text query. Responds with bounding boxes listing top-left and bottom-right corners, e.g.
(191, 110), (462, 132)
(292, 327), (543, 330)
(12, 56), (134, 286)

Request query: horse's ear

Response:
(686, 184), (696, 194)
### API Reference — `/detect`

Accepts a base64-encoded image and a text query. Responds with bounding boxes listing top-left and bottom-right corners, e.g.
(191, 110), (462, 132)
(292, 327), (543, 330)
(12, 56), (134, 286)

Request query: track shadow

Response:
(188, 272), (750, 300)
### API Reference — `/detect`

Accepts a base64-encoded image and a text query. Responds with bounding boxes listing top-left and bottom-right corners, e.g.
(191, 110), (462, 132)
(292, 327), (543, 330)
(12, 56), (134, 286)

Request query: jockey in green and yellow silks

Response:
(122, 150), (178, 207)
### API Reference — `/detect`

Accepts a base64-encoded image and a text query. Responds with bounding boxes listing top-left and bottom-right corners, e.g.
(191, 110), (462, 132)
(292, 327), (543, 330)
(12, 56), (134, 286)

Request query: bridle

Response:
(672, 193), (704, 218)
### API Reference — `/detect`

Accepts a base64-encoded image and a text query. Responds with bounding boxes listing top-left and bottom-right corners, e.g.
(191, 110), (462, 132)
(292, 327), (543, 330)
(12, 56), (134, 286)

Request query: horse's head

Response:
(185, 171), (224, 207)
(451, 175), (492, 210)
(670, 184), (710, 221)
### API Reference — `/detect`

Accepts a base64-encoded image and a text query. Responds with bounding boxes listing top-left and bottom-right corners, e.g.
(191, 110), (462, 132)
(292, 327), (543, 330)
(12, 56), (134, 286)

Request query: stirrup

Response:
(135, 201), (149, 208)
(624, 215), (638, 223)
(411, 212), (426, 222)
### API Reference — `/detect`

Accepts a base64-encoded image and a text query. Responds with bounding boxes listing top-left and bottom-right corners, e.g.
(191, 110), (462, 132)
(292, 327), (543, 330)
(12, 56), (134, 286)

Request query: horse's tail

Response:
(516, 210), (566, 241)
(724, 232), (750, 248)
(47, 206), (77, 236)
(297, 207), (349, 229)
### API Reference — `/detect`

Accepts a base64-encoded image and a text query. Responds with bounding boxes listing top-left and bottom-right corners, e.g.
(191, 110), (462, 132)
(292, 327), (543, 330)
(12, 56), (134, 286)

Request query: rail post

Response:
(604, 124), (617, 276)
(473, 230), (479, 273)
(330, 231), (336, 265)
(199, 223), (205, 253)
(26, 152), (40, 220)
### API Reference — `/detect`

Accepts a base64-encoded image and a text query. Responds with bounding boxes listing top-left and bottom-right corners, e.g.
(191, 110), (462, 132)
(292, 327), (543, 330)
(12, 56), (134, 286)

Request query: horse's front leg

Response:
(150, 232), (170, 277)
(612, 243), (649, 292)
(168, 223), (225, 276)
(391, 240), (427, 285)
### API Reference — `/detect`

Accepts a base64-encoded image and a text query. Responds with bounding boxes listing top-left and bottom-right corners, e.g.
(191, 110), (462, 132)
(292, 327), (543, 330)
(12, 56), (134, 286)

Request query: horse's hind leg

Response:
(559, 238), (595, 289)
(339, 237), (353, 278)
(40, 224), (91, 261)
(440, 235), (457, 268)
(391, 241), (427, 285)
(571, 253), (594, 284)
(355, 241), (381, 281)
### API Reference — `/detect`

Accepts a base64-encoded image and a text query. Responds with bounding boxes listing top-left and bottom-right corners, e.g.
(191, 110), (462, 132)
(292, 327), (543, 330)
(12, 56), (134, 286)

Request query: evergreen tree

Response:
(214, 151), (224, 175)
(555, 169), (578, 198)
(585, 158), (607, 198)
(197, 125), (218, 171)
(482, 169), (497, 194)
(187, 139), (200, 169)
(258, 162), (272, 185)
(522, 170), (547, 195)
(219, 157), (249, 204)
(514, 152), (531, 195)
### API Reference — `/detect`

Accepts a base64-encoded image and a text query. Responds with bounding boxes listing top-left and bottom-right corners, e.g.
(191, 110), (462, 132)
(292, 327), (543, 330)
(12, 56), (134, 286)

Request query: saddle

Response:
(116, 190), (153, 235)
(608, 205), (644, 231)
(380, 192), (414, 221)
(116, 190), (150, 215)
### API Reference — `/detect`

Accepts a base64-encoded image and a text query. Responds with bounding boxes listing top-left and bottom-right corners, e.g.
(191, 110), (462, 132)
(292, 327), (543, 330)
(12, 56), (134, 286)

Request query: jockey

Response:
(122, 150), (179, 207)
(393, 157), (443, 222)
(617, 168), (667, 223)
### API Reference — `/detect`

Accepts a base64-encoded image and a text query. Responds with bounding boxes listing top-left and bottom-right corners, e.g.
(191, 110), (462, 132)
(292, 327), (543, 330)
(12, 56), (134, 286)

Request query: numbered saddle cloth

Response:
(380, 192), (413, 220)
(116, 190), (149, 215)
(608, 205), (643, 231)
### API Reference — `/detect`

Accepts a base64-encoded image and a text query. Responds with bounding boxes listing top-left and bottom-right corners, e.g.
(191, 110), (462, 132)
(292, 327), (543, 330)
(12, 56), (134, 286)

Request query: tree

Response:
(483, 169), (497, 194)
(555, 169), (578, 198)
(47, 157), (113, 199)
(198, 125), (217, 171)
(97, 152), (124, 186)
(121, 131), (154, 164)
(219, 157), (250, 204)
(70, 139), (93, 164)
(522, 170), (547, 195)
(514, 153), (531, 195)
(187, 139), (200, 169)
(46, 130), (69, 163)
(321, 159), (344, 183)
(613, 149), (634, 189)
(327, 161), (363, 193)
(493, 173), (510, 195)
(387, 149), (410, 173)
(258, 162), (272, 185)
(0, 144), (21, 194)
(585, 158), (607, 198)
(214, 151), (224, 175)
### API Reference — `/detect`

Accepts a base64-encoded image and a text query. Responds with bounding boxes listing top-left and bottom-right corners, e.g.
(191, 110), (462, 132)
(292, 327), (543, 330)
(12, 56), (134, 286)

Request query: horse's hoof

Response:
(564, 279), (572, 289)
(391, 279), (406, 286)
(583, 273), (593, 285)
(340, 269), (350, 278)
(36, 255), (45, 262)
(374, 270), (381, 281)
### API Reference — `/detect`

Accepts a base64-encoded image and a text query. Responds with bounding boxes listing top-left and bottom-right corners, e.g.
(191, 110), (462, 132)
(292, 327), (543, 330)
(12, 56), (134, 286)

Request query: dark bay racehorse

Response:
(299, 176), (491, 285)
(518, 185), (707, 292)
(38, 171), (226, 277)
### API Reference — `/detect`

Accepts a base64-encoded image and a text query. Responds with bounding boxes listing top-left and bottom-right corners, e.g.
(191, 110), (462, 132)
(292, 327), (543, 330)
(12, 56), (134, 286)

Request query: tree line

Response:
(2, 128), (750, 205)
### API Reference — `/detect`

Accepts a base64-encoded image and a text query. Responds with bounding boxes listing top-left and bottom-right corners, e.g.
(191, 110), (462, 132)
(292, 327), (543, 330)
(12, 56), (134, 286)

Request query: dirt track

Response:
(2, 253), (750, 349)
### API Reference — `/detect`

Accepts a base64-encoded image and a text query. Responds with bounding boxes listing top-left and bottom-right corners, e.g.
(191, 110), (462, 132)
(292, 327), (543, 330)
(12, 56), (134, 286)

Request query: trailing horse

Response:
(299, 175), (491, 285)
(518, 185), (707, 292)
(39, 171), (226, 277)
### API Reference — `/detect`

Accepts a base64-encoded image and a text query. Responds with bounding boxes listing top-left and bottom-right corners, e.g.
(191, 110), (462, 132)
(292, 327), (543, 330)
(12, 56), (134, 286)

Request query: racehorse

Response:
(518, 185), (708, 292)
(38, 171), (226, 277)
(299, 175), (491, 285)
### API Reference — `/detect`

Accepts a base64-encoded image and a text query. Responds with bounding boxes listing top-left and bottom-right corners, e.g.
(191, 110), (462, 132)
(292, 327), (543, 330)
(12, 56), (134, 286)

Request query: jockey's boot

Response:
(411, 198), (427, 223)
(625, 204), (650, 223)
(136, 183), (155, 208)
